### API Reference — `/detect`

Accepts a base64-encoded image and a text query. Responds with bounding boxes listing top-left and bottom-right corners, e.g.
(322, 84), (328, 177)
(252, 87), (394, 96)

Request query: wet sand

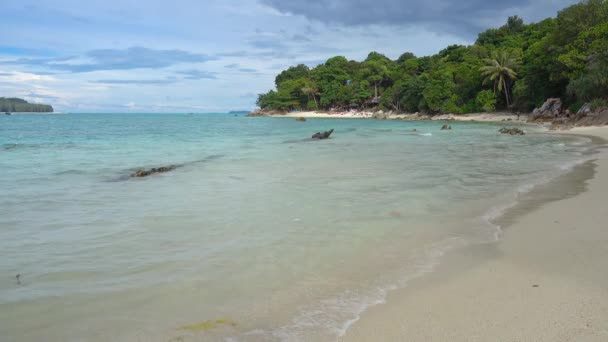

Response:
(342, 126), (608, 342)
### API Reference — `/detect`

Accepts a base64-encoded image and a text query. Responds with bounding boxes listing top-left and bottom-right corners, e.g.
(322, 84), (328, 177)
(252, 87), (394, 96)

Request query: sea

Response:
(0, 113), (600, 341)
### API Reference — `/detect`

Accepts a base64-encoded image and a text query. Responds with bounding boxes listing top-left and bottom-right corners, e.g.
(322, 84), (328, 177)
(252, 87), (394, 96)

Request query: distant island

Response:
(1, 97), (54, 113)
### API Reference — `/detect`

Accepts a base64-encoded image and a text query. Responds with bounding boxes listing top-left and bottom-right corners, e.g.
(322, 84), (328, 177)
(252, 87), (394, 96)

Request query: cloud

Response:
(292, 34), (312, 42)
(175, 69), (217, 80)
(249, 37), (287, 50)
(238, 68), (257, 73)
(224, 63), (239, 69)
(91, 79), (176, 85)
(260, 0), (578, 36)
(3, 47), (215, 73)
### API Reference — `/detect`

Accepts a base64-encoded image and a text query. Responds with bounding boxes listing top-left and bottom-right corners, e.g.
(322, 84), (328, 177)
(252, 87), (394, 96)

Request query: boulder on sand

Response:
(530, 98), (563, 122)
(131, 165), (177, 178)
(312, 129), (334, 140)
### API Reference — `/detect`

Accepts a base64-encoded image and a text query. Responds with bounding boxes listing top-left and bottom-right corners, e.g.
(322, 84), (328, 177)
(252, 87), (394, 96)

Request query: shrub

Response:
(476, 90), (497, 112)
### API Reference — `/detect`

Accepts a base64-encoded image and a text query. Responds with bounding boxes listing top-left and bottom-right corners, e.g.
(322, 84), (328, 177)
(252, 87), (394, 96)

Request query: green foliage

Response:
(257, 0), (608, 114)
(0, 98), (53, 113)
(476, 90), (497, 112)
(590, 98), (608, 110)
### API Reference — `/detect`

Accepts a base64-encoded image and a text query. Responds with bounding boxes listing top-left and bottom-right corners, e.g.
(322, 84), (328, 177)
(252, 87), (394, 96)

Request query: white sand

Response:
(261, 111), (529, 123)
(341, 127), (608, 342)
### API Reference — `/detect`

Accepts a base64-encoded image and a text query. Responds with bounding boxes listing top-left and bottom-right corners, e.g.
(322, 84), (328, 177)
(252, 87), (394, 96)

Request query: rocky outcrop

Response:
(372, 110), (389, 120)
(131, 165), (177, 178)
(499, 127), (525, 135)
(441, 124), (452, 130)
(246, 109), (286, 117)
(295, 117), (306, 122)
(312, 129), (334, 140)
(530, 98), (563, 122)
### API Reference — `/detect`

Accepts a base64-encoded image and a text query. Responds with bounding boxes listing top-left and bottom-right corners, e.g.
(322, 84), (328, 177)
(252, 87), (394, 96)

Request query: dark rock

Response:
(295, 117), (306, 122)
(131, 165), (177, 178)
(499, 127), (525, 135)
(441, 124), (452, 130)
(312, 129), (334, 140)
(530, 98), (563, 122)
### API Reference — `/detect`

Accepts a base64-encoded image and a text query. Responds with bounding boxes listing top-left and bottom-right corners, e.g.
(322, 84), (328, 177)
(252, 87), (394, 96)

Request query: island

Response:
(252, 0), (608, 128)
(0, 97), (54, 113)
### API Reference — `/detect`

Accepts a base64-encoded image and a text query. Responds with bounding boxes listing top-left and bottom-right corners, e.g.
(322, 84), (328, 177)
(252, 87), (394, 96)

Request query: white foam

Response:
(234, 237), (467, 342)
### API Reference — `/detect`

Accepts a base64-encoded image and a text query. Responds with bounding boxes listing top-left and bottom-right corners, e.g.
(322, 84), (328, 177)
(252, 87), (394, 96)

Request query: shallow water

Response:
(0, 113), (598, 341)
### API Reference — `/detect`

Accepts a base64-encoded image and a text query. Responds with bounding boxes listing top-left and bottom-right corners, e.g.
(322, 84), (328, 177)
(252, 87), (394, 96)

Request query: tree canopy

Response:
(257, 0), (608, 114)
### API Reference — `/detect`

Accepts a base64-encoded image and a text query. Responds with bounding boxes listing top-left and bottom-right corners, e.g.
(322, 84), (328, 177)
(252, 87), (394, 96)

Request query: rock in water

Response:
(131, 165), (177, 178)
(312, 129), (334, 140)
(295, 117), (306, 122)
(499, 127), (525, 135)
(441, 124), (452, 130)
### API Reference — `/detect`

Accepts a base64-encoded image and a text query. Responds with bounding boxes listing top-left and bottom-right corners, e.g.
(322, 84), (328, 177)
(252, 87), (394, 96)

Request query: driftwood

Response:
(312, 129), (334, 140)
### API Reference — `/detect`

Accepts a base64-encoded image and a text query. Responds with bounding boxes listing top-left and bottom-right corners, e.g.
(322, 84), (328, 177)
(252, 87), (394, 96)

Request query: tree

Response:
(301, 81), (320, 108)
(480, 50), (520, 108)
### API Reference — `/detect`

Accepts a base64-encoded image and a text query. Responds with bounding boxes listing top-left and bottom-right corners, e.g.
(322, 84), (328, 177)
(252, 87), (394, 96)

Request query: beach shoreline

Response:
(341, 126), (608, 341)
(249, 110), (531, 123)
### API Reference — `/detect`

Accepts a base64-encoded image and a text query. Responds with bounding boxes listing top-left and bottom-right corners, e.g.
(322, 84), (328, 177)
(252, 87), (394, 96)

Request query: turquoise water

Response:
(0, 114), (597, 341)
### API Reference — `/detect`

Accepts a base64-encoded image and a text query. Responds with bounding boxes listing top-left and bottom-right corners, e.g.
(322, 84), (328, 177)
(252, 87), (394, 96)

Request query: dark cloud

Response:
(3, 47), (214, 73)
(261, 0), (578, 36)
(224, 63), (239, 69)
(175, 69), (217, 80)
(238, 68), (258, 73)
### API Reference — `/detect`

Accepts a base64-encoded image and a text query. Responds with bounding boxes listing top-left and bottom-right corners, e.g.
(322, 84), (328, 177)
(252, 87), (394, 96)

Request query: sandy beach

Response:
(341, 126), (608, 341)
(255, 111), (530, 123)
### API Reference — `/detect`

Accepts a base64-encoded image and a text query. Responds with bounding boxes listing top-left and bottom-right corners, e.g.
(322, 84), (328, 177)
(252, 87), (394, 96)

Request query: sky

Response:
(0, 0), (579, 113)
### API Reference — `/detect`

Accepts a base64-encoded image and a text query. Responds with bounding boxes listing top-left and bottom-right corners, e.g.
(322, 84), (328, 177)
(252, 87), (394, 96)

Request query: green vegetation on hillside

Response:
(0, 97), (54, 113)
(257, 0), (608, 114)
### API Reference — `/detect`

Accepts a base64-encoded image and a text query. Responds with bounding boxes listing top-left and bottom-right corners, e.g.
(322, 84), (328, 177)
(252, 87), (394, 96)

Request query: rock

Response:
(577, 103), (592, 115)
(372, 111), (389, 120)
(531, 98), (563, 122)
(295, 117), (306, 122)
(441, 124), (452, 130)
(131, 165), (177, 178)
(499, 127), (525, 135)
(312, 129), (334, 140)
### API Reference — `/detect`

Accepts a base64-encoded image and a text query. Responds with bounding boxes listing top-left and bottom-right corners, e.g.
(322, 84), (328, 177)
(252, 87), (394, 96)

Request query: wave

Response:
(233, 137), (603, 342)
(234, 237), (468, 342)
(481, 151), (600, 241)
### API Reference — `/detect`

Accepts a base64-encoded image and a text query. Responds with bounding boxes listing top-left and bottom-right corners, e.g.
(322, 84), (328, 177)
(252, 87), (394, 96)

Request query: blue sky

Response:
(0, 0), (578, 112)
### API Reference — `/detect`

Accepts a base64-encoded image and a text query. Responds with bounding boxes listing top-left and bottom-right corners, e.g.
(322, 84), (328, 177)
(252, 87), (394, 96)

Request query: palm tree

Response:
(480, 50), (520, 108)
(301, 83), (320, 108)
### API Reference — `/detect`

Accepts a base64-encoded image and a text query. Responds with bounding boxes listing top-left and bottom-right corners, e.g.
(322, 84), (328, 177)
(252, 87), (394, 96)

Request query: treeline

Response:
(257, 0), (608, 114)
(0, 97), (54, 113)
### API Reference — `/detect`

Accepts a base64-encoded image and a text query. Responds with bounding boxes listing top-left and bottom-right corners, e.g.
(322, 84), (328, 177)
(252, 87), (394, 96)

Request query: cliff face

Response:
(0, 98), (54, 113)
